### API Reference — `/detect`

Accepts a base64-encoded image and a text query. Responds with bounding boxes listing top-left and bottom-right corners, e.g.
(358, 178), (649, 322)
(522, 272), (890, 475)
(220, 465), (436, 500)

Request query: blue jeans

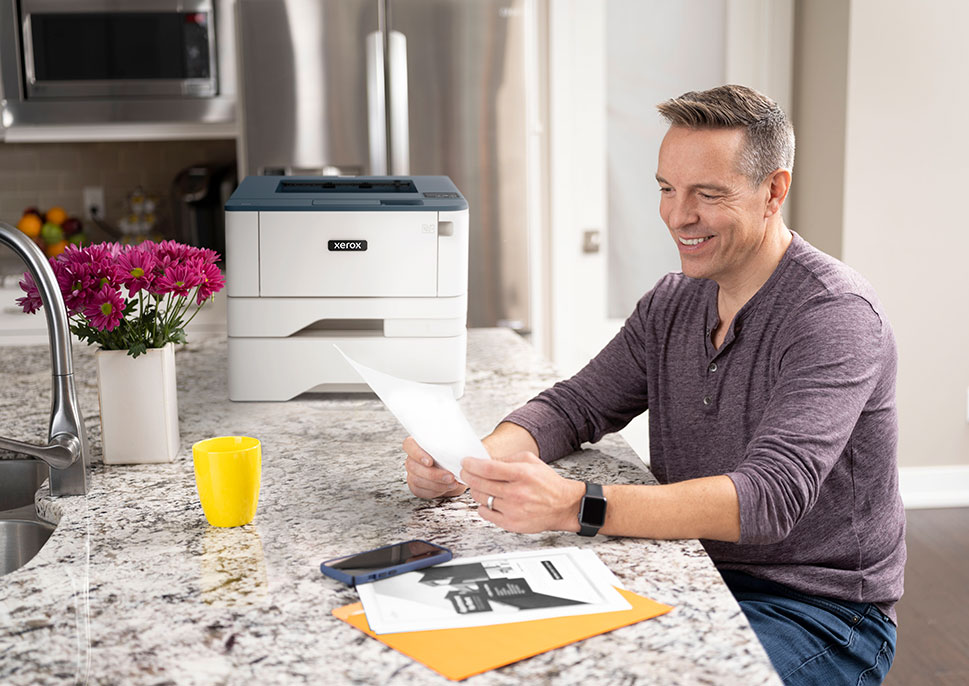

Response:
(720, 570), (896, 686)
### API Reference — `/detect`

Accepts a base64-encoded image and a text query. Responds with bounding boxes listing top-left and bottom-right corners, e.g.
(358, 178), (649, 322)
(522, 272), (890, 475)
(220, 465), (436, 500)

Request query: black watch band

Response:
(577, 481), (607, 537)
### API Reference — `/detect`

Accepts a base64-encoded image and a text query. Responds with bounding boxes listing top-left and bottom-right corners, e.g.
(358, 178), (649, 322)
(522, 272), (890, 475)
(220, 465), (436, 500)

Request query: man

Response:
(404, 84), (904, 685)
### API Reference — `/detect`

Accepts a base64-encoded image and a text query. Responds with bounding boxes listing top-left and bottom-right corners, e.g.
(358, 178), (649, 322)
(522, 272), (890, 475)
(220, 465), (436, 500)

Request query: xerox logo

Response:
(327, 240), (368, 251)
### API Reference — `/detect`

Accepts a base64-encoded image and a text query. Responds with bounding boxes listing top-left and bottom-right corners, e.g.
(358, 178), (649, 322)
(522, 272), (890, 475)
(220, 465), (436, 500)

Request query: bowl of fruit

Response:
(15, 206), (88, 258)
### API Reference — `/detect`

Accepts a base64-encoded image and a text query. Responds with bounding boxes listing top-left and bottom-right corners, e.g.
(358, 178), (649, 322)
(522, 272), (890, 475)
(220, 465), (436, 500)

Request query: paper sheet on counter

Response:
(356, 547), (631, 634)
(335, 346), (489, 482)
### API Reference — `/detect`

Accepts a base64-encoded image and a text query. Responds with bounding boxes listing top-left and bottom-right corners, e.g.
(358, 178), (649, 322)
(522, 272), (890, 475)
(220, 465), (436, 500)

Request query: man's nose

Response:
(664, 195), (698, 230)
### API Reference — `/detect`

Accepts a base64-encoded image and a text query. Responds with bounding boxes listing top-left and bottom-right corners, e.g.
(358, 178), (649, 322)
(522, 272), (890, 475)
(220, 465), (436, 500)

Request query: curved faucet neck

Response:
(0, 222), (74, 376)
(0, 221), (88, 496)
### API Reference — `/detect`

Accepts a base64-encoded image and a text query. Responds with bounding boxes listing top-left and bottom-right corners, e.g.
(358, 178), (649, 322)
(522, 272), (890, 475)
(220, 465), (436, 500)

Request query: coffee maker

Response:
(171, 164), (237, 260)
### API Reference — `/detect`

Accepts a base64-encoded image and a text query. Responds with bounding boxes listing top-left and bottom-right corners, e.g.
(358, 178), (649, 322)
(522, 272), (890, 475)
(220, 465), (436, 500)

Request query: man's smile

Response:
(678, 235), (715, 247)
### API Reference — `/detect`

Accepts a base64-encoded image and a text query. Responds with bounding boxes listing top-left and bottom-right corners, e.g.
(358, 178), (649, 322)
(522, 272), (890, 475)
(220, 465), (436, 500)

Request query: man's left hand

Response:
(461, 452), (585, 534)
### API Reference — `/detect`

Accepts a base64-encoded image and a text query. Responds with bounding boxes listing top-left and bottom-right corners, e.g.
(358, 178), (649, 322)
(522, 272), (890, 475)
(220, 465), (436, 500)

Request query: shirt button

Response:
(702, 396), (712, 406)
(708, 362), (718, 372)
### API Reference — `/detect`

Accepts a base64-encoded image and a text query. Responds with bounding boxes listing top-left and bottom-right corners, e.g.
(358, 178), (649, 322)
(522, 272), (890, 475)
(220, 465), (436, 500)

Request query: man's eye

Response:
(699, 192), (719, 200)
(659, 187), (672, 194)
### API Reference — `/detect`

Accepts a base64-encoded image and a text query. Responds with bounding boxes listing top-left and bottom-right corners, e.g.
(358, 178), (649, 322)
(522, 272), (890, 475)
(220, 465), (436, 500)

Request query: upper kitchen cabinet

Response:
(0, 0), (239, 143)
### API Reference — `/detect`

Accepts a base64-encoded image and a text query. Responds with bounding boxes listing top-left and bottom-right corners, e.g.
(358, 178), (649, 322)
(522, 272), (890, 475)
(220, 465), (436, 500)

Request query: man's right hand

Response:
(403, 436), (467, 499)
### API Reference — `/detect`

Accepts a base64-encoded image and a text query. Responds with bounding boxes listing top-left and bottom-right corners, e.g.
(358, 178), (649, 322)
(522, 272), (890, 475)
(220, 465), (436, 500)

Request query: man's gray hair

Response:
(657, 84), (795, 185)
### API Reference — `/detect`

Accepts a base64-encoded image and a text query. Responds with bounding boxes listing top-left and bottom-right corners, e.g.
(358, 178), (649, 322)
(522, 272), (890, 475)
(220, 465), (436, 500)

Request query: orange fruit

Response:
(45, 206), (68, 225)
(17, 213), (43, 238)
(45, 239), (69, 257)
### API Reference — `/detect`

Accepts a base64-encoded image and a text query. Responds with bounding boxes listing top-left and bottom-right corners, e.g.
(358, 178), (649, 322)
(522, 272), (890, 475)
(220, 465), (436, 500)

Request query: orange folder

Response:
(332, 588), (673, 681)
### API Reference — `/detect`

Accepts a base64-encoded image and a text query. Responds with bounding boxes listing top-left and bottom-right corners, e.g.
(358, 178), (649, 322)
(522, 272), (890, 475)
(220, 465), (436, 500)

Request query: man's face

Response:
(656, 126), (773, 286)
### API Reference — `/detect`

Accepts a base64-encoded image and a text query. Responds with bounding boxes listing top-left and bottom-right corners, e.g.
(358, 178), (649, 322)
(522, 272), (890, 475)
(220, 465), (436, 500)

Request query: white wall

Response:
(605, 0), (726, 319)
(790, 0), (849, 259)
(840, 0), (969, 473)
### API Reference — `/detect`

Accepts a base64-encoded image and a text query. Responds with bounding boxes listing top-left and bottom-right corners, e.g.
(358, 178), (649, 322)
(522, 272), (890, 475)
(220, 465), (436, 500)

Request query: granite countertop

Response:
(0, 329), (781, 685)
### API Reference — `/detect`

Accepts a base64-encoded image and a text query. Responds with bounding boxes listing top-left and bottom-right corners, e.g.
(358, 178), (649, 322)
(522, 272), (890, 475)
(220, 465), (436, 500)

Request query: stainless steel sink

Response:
(1, 519), (55, 575)
(0, 459), (48, 510)
(0, 459), (56, 575)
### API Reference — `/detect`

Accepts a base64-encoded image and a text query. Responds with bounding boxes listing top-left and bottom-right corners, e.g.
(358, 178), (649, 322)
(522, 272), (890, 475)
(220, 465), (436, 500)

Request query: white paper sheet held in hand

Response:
(335, 346), (489, 482)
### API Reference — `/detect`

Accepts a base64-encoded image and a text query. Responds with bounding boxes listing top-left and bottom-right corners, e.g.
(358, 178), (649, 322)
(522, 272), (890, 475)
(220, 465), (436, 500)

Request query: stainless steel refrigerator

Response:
(235, 0), (541, 331)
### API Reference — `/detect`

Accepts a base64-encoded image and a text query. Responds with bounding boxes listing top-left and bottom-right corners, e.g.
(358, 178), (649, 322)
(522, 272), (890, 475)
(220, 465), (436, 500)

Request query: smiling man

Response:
(404, 85), (905, 685)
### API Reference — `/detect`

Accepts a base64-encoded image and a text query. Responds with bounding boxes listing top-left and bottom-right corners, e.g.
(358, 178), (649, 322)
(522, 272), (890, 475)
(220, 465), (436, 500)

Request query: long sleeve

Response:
(502, 288), (656, 462)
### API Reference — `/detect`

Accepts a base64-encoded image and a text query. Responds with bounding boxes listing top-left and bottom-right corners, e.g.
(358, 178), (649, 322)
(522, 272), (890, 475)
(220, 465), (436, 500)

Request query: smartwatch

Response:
(577, 482), (607, 537)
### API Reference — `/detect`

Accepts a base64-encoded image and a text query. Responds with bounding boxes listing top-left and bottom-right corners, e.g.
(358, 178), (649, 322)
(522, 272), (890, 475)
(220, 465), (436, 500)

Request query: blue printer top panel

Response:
(225, 175), (468, 212)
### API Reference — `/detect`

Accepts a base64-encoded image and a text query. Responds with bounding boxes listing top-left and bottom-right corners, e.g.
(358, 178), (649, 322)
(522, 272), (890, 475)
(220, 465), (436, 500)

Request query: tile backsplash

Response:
(0, 139), (237, 232)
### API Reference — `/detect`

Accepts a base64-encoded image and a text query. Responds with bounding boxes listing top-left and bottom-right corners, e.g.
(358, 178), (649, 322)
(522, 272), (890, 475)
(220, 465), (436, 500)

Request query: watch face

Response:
(581, 496), (607, 527)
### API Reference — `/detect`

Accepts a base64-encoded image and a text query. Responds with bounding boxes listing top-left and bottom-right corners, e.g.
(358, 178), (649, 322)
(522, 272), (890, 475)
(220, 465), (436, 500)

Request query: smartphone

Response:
(320, 539), (452, 586)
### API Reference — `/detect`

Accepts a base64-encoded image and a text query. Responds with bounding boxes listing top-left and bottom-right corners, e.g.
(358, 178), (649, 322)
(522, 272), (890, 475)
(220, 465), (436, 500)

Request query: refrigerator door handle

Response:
(387, 30), (410, 175)
(366, 30), (388, 175)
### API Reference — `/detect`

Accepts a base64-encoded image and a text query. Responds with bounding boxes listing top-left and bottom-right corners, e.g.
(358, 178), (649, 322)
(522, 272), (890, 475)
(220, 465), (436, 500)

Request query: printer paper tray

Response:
(227, 332), (466, 402)
(227, 295), (467, 338)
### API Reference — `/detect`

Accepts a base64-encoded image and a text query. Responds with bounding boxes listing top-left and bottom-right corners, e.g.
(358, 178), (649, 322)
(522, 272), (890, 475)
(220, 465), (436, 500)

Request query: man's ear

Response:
(764, 169), (792, 218)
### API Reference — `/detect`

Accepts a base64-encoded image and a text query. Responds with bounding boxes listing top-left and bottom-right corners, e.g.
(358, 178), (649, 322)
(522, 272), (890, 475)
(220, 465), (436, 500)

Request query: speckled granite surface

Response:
(0, 329), (780, 685)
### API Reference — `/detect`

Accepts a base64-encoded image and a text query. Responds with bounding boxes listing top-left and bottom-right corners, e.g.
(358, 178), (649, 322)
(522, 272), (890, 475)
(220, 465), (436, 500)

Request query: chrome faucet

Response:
(0, 221), (89, 496)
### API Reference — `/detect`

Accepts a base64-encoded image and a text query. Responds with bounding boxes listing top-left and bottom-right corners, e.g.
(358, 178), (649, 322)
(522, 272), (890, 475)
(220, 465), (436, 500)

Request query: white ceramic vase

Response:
(95, 342), (180, 464)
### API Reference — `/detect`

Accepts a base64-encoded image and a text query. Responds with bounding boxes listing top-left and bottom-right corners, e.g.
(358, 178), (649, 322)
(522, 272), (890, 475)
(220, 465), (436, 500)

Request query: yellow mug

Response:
(192, 436), (261, 527)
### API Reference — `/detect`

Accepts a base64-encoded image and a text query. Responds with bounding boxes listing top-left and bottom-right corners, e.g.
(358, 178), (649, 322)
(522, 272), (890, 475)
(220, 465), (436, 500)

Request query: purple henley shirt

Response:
(505, 233), (906, 620)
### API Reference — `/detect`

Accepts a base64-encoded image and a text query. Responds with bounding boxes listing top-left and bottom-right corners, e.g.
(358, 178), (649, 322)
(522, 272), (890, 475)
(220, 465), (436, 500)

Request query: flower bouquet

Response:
(17, 240), (225, 464)
(17, 240), (225, 357)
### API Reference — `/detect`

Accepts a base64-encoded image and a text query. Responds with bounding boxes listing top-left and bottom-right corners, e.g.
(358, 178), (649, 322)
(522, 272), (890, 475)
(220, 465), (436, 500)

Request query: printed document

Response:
(335, 346), (489, 482)
(356, 547), (631, 634)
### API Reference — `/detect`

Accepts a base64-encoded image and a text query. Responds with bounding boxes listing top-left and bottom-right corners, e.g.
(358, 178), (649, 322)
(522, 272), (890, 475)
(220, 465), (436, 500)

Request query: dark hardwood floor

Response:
(883, 508), (969, 685)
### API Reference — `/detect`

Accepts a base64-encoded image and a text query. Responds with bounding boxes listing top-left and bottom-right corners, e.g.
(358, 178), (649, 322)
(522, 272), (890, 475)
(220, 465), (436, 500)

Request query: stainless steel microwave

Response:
(0, 0), (236, 129)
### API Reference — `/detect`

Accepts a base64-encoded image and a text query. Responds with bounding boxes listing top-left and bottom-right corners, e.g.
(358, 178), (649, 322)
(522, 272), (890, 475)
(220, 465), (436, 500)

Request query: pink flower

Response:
(83, 284), (125, 331)
(117, 245), (156, 296)
(195, 260), (226, 304)
(154, 240), (194, 264)
(59, 243), (90, 267)
(93, 257), (122, 292)
(196, 247), (221, 264)
(58, 242), (122, 292)
(16, 272), (43, 314)
(152, 263), (201, 298)
(85, 242), (121, 270)
(140, 240), (176, 275)
(54, 262), (98, 315)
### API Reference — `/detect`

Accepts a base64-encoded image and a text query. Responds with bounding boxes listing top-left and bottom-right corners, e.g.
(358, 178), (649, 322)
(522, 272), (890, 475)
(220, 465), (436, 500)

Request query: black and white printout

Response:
(356, 547), (631, 634)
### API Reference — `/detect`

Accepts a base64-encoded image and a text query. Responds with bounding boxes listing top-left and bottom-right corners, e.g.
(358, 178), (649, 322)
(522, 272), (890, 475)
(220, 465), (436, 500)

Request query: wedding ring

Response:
(486, 495), (495, 510)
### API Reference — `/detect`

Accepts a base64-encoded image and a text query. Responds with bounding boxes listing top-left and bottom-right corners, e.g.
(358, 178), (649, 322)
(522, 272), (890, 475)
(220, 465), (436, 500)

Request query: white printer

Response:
(224, 176), (469, 401)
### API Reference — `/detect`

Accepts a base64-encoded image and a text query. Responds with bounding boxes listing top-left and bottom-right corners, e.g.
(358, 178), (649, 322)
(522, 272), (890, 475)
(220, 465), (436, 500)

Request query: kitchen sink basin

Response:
(0, 459), (48, 510)
(0, 459), (55, 575)
(1, 519), (55, 575)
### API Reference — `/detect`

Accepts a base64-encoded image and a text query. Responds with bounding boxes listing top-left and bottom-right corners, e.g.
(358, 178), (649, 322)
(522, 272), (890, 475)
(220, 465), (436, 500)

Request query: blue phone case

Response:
(319, 539), (452, 586)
